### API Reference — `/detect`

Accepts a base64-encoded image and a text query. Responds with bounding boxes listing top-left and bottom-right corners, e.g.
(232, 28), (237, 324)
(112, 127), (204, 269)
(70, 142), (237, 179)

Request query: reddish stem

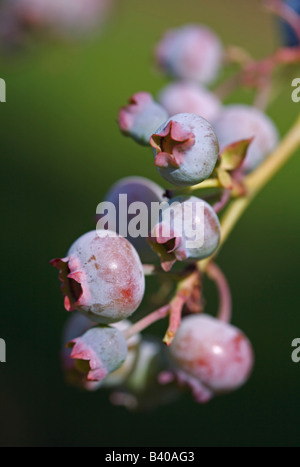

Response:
(163, 294), (186, 346)
(213, 189), (231, 214)
(163, 271), (200, 345)
(206, 262), (232, 323)
(123, 305), (170, 340)
(265, 0), (300, 42)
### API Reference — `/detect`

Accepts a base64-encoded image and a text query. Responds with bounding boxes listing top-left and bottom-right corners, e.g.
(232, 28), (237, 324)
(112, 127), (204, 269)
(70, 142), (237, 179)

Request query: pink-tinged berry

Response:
(62, 312), (101, 391)
(158, 82), (222, 122)
(155, 24), (223, 84)
(118, 92), (168, 146)
(169, 314), (254, 401)
(213, 104), (279, 173)
(148, 196), (221, 271)
(0, 0), (112, 46)
(67, 325), (128, 382)
(150, 113), (219, 187)
(62, 316), (140, 390)
(51, 230), (145, 323)
(97, 176), (165, 263)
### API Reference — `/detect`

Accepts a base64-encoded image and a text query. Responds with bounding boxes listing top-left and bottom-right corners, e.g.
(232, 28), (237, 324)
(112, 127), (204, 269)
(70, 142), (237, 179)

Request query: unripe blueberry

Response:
(213, 105), (279, 173)
(51, 230), (145, 323)
(158, 82), (222, 122)
(149, 196), (221, 271)
(155, 24), (223, 84)
(67, 325), (128, 382)
(169, 314), (254, 399)
(101, 319), (141, 387)
(278, 0), (300, 47)
(150, 113), (219, 187)
(62, 312), (101, 391)
(0, 0), (112, 45)
(97, 176), (165, 263)
(118, 92), (168, 146)
(62, 316), (139, 389)
(110, 338), (181, 411)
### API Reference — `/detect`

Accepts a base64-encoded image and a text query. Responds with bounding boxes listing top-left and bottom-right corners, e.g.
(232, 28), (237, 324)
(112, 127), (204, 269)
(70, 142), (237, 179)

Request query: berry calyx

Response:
(51, 230), (145, 323)
(150, 113), (219, 187)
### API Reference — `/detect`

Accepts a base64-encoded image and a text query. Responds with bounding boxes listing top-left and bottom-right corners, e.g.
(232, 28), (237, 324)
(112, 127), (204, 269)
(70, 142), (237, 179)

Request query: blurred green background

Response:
(1, 0), (300, 447)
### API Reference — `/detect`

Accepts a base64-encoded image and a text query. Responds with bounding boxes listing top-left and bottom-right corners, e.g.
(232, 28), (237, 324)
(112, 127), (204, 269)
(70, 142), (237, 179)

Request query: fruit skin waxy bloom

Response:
(67, 325), (128, 382)
(118, 92), (168, 146)
(158, 82), (222, 123)
(148, 196), (221, 271)
(62, 315), (140, 390)
(150, 113), (219, 187)
(98, 176), (166, 263)
(155, 24), (223, 84)
(169, 314), (254, 402)
(213, 104), (279, 173)
(51, 230), (145, 324)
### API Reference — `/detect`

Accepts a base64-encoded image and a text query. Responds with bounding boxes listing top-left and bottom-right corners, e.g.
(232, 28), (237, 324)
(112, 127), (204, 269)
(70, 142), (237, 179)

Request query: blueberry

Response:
(150, 113), (219, 187)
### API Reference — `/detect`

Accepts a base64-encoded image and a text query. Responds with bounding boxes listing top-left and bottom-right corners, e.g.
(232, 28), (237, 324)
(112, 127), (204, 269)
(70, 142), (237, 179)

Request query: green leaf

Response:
(217, 169), (233, 189)
(220, 138), (254, 171)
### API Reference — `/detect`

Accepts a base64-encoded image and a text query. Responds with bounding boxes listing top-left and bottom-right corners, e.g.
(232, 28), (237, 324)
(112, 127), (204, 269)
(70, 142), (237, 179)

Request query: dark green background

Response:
(0, 0), (300, 447)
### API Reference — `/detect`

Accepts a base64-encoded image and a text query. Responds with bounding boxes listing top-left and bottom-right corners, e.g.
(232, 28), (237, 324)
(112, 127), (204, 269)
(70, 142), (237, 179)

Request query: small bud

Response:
(67, 325), (128, 382)
(213, 105), (279, 173)
(155, 24), (223, 84)
(118, 92), (168, 146)
(150, 113), (219, 187)
(51, 230), (145, 324)
(158, 82), (222, 122)
(148, 196), (221, 271)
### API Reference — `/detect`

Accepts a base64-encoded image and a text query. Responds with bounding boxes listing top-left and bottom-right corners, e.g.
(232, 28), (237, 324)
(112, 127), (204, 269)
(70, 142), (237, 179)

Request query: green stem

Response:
(199, 113), (300, 270)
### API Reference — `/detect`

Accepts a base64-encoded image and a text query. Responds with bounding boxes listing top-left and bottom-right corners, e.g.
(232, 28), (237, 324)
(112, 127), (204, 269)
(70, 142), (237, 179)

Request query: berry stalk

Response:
(206, 262), (232, 323)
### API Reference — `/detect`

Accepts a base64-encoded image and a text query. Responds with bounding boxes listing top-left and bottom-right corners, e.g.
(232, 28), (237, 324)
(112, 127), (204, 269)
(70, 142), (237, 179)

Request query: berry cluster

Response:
(51, 10), (300, 410)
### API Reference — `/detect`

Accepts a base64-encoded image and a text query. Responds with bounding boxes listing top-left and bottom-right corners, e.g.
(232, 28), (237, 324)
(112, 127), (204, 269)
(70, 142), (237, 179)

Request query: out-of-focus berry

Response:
(169, 314), (254, 401)
(67, 325), (128, 382)
(110, 338), (181, 411)
(62, 316), (140, 389)
(155, 24), (223, 84)
(51, 230), (145, 323)
(278, 0), (300, 47)
(150, 113), (219, 187)
(0, 0), (112, 46)
(148, 196), (221, 271)
(213, 105), (279, 173)
(101, 319), (141, 387)
(62, 312), (101, 390)
(118, 92), (168, 146)
(158, 82), (222, 122)
(97, 176), (166, 264)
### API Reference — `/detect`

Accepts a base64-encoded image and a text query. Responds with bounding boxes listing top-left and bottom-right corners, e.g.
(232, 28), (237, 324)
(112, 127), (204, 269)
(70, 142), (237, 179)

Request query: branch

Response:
(199, 113), (300, 270)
